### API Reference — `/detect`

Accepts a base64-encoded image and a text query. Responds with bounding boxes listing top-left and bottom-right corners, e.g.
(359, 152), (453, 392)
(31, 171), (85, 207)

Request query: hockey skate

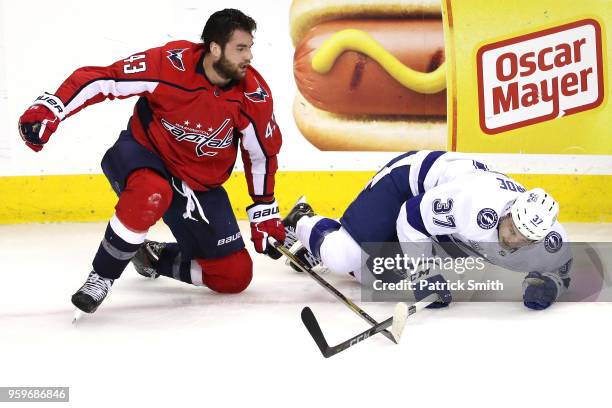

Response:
(282, 196), (315, 247)
(285, 242), (323, 272)
(131, 240), (166, 279)
(282, 196), (322, 272)
(71, 270), (114, 313)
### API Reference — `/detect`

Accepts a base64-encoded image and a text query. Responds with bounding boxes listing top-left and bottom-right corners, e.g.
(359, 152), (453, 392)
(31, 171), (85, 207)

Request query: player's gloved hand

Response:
(413, 273), (452, 309)
(522, 271), (558, 310)
(247, 200), (285, 259)
(18, 93), (66, 152)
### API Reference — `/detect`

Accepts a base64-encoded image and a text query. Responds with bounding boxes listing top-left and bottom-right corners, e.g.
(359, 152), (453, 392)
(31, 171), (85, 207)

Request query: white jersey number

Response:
(123, 54), (147, 74)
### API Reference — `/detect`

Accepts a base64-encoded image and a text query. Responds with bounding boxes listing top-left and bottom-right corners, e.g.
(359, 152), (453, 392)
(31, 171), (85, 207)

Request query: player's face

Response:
(498, 214), (534, 250)
(213, 29), (253, 81)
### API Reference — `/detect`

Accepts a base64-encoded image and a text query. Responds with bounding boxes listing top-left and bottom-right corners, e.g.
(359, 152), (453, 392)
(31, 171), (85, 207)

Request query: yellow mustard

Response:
(311, 29), (446, 94)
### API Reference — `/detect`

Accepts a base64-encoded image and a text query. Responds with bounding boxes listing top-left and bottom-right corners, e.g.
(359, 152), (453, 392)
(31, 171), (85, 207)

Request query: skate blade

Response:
(72, 309), (84, 324)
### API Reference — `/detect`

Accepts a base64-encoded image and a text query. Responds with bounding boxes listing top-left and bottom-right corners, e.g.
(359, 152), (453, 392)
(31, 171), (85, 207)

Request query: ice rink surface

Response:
(1, 221), (611, 407)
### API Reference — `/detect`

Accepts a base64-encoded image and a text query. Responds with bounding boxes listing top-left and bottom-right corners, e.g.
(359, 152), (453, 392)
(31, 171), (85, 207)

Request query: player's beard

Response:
(213, 52), (247, 81)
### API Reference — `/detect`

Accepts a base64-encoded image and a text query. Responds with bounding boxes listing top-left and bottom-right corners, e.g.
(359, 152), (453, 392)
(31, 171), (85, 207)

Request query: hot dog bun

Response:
(290, 0), (443, 46)
(294, 93), (447, 151)
(290, 0), (447, 151)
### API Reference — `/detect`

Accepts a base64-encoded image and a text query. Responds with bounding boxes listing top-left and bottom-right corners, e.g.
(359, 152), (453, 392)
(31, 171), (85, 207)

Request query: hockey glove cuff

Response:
(522, 271), (560, 310)
(18, 93), (65, 152)
(247, 200), (285, 259)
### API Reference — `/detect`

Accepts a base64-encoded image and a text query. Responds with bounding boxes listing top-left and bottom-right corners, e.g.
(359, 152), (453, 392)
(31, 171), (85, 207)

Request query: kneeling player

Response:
(17, 9), (285, 314)
(283, 150), (572, 311)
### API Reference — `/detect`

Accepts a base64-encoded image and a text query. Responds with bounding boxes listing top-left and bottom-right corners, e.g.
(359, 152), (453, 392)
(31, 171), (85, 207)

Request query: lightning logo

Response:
(166, 48), (188, 71)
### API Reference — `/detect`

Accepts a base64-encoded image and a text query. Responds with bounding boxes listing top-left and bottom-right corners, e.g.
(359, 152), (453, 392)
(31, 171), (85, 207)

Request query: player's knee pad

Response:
(319, 227), (363, 275)
(196, 248), (253, 294)
(115, 168), (173, 231)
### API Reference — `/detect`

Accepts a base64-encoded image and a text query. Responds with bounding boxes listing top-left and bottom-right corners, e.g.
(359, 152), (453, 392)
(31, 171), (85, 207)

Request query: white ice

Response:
(0, 221), (611, 408)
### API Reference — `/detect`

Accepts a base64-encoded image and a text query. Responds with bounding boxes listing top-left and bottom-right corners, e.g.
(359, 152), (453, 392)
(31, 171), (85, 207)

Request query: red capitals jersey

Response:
(52, 40), (281, 200)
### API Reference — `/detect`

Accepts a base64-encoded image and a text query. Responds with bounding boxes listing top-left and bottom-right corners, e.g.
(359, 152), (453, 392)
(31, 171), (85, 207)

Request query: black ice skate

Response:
(71, 270), (114, 313)
(282, 196), (315, 249)
(131, 240), (166, 279)
(282, 197), (321, 272)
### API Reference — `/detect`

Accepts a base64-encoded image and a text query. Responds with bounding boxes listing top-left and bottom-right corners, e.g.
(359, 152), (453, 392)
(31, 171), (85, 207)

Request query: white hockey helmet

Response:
(510, 188), (559, 241)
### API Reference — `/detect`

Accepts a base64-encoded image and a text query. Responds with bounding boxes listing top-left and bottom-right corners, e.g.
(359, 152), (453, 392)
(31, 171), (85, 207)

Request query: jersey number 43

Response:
(123, 54), (147, 74)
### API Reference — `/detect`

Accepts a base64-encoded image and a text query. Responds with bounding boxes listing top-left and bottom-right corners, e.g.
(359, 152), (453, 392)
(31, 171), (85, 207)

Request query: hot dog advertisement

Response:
(290, 0), (610, 154)
(290, 0), (447, 151)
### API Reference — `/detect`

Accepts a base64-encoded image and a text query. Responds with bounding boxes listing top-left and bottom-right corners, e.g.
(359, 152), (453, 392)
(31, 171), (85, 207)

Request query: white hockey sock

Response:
(296, 215), (325, 253)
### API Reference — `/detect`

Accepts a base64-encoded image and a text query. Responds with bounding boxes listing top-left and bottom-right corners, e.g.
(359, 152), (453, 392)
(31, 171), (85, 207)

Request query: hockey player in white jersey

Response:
(283, 150), (572, 310)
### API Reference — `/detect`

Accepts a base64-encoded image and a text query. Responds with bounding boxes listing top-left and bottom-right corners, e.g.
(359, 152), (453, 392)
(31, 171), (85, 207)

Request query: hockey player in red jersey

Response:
(17, 9), (286, 314)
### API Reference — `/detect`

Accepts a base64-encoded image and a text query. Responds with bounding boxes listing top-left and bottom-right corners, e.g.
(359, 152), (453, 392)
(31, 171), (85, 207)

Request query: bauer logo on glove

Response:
(18, 93), (65, 152)
(250, 206), (280, 221)
(247, 200), (286, 258)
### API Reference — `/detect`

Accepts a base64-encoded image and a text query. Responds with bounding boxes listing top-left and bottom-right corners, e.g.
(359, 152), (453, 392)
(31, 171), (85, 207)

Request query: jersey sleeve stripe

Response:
(405, 195), (430, 237)
(417, 150), (446, 195)
(397, 197), (431, 243)
(240, 122), (268, 196)
(64, 79), (159, 116)
(62, 77), (212, 106)
(239, 110), (268, 154)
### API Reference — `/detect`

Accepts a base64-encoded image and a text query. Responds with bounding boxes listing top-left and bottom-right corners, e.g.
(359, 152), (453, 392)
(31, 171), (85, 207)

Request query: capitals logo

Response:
(166, 48), (188, 71)
(161, 118), (233, 157)
(244, 79), (269, 102)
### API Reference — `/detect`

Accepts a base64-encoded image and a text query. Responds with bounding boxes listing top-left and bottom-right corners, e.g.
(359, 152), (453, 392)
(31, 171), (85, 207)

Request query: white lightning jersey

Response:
(393, 151), (572, 291)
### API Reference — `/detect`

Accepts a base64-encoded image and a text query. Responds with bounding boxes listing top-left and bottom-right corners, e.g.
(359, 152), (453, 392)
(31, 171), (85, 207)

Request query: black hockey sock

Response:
(157, 243), (193, 284)
(92, 216), (146, 280)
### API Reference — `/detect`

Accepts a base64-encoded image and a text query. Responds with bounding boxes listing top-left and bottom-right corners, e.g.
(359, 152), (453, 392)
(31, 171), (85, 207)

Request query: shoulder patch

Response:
(477, 208), (498, 229)
(544, 231), (563, 253)
(244, 78), (269, 103)
(166, 48), (188, 71)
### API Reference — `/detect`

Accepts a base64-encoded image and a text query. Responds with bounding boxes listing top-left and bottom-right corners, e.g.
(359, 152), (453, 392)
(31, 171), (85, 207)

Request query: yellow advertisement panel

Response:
(444, 0), (610, 153)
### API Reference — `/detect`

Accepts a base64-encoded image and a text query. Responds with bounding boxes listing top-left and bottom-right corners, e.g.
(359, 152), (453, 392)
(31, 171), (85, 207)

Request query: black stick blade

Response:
(301, 307), (332, 358)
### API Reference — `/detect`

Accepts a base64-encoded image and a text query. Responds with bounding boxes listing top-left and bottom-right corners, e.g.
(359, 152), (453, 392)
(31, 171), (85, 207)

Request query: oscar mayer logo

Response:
(477, 19), (604, 134)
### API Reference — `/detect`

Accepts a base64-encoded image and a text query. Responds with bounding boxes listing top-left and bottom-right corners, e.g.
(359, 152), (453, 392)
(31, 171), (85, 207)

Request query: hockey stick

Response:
(302, 294), (439, 358)
(268, 239), (398, 343)
(389, 294), (440, 342)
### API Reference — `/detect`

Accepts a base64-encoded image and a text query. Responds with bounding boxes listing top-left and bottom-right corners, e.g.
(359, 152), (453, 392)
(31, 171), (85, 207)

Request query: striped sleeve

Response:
(52, 47), (163, 119)
(396, 194), (433, 243)
(238, 68), (282, 202)
(239, 117), (279, 201)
